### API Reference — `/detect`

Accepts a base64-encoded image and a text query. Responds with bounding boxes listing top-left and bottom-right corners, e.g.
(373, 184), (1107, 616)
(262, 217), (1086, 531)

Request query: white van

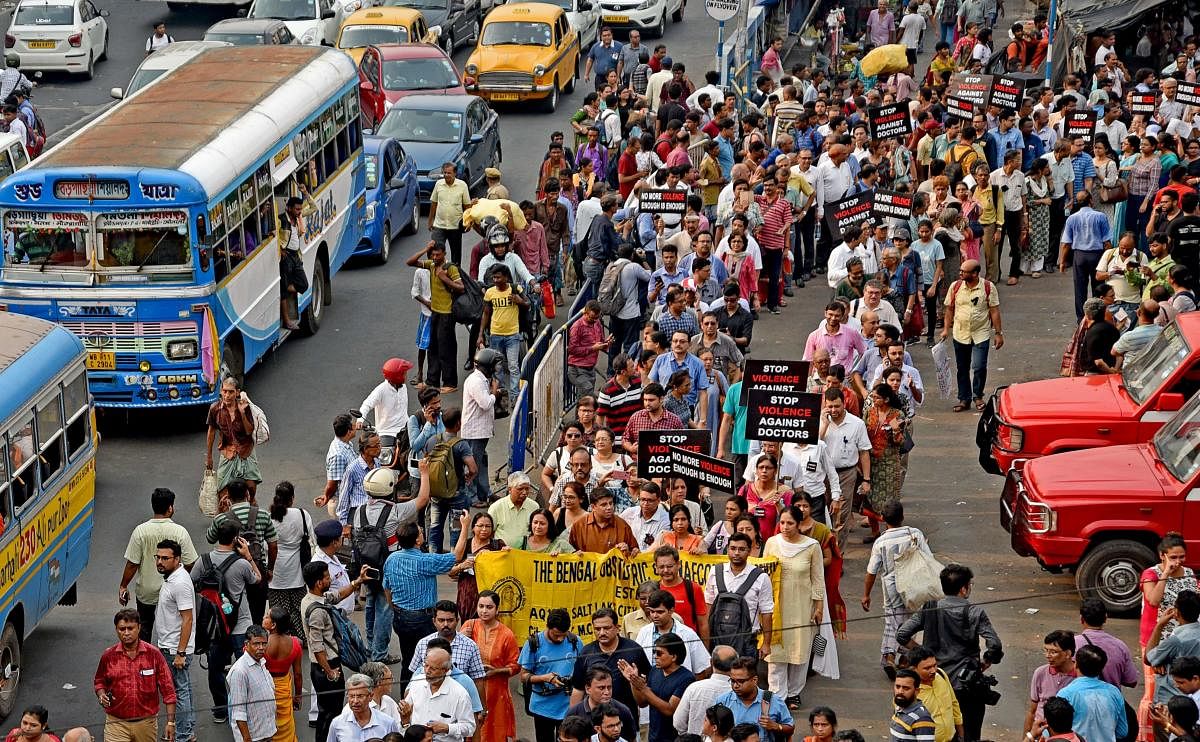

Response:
(110, 40), (231, 100)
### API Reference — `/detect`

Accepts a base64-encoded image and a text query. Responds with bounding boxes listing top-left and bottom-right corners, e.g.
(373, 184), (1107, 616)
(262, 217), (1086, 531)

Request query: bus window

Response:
(6, 224), (87, 267)
(62, 371), (89, 458)
(323, 139), (337, 179)
(212, 236), (230, 282)
(226, 226), (247, 271)
(7, 417), (34, 512)
(7, 144), (27, 172)
(0, 441), (9, 535)
(97, 224), (189, 270)
(35, 394), (64, 484)
(258, 202), (275, 243)
(336, 122), (349, 165)
(241, 214), (261, 253)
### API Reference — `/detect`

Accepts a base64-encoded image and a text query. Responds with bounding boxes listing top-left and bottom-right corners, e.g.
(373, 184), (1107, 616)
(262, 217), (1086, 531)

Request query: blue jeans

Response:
(159, 649), (194, 739)
(583, 256), (606, 289)
(940, 22), (955, 44)
(953, 338), (990, 404)
(489, 333), (522, 401)
(363, 581), (394, 661)
(466, 438), (490, 502)
(429, 491), (472, 552)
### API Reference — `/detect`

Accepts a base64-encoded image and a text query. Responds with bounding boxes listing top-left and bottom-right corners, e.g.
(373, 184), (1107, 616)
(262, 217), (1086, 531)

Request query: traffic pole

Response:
(1044, 0), (1057, 85)
(717, 20), (726, 85)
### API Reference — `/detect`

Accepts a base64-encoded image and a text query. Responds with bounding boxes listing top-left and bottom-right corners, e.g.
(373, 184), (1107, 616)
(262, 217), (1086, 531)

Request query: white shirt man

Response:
(671, 648), (735, 733)
(461, 367), (496, 440)
(405, 671), (476, 742)
(359, 380), (409, 438)
(897, 10), (926, 48)
(619, 502), (670, 551)
(788, 441), (841, 503)
(850, 288), (900, 327)
(869, 362), (925, 407)
(826, 238), (877, 288)
(153, 553), (196, 681)
(815, 157), (853, 220)
(635, 615), (711, 676)
(702, 561), (774, 632)
(575, 193), (603, 248)
(744, 444), (803, 485)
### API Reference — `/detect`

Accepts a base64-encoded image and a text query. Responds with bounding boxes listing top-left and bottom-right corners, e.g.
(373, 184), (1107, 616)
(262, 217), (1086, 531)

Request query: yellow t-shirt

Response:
(422, 259), (461, 315)
(484, 285), (520, 337)
(945, 278), (999, 344)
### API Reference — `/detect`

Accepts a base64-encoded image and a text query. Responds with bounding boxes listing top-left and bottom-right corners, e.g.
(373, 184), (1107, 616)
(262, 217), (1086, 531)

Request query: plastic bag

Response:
(931, 340), (952, 399)
(199, 469), (220, 517)
(462, 199), (528, 231)
(860, 44), (911, 77)
(895, 532), (945, 610)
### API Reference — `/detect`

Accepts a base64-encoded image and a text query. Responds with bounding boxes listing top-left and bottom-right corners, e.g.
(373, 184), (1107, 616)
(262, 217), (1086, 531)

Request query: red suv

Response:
(1000, 391), (1200, 614)
(978, 314), (1200, 475)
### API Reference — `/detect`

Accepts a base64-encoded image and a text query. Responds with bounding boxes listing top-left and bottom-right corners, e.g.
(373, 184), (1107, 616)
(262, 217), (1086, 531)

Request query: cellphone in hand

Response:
(610, 469), (628, 480)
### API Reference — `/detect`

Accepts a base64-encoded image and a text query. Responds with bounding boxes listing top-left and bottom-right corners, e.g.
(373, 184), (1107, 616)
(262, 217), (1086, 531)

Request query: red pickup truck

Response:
(1000, 391), (1200, 614)
(977, 314), (1200, 475)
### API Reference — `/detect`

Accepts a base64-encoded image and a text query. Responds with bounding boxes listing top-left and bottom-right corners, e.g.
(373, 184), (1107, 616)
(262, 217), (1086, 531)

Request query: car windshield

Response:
(384, 0), (443, 11)
(481, 20), (552, 45)
(250, 0), (315, 21)
(1153, 393), (1200, 482)
(127, 67), (167, 95)
(204, 31), (268, 44)
(382, 58), (457, 91)
(365, 153), (380, 189)
(532, 0), (572, 9)
(14, 4), (73, 24)
(339, 24), (408, 47)
(1123, 323), (1190, 405)
(377, 108), (462, 143)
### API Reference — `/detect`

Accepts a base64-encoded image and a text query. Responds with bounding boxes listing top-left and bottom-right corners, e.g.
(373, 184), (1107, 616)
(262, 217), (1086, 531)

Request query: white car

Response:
(244, 0), (357, 45)
(6, 0), (109, 78)
(516, 0), (598, 47)
(595, 0), (681, 38)
(110, 40), (230, 100)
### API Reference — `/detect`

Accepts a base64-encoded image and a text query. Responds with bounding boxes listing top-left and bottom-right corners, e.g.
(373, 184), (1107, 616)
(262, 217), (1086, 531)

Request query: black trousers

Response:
(998, 210), (1023, 279)
(533, 713), (562, 742)
(954, 686), (987, 742)
(245, 580), (267, 626)
(816, 216), (834, 270)
(428, 312), (459, 388)
(795, 208), (817, 276)
(136, 599), (156, 643)
(762, 248), (783, 310)
(393, 607), (435, 693)
(311, 659), (345, 742)
(433, 226), (463, 265)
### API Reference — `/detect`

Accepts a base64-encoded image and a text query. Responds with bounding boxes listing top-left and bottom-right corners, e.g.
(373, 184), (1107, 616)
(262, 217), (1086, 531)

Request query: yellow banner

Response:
(474, 549), (780, 641)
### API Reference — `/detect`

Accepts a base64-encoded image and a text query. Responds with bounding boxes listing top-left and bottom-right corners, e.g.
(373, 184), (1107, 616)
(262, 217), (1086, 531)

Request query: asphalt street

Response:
(11, 4), (1142, 739)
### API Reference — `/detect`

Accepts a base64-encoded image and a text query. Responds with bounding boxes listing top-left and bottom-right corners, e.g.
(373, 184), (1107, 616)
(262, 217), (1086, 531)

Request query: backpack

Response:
(596, 259), (630, 316)
(220, 505), (267, 571)
(351, 503), (393, 569)
(707, 564), (764, 659)
(451, 266), (483, 325)
(948, 278), (993, 306)
(304, 601), (369, 672)
(425, 434), (463, 500)
(943, 144), (978, 186)
(192, 553), (242, 655)
(597, 108), (618, 147)
(759, 690), (793, 742)
(247, 396), (270, 446)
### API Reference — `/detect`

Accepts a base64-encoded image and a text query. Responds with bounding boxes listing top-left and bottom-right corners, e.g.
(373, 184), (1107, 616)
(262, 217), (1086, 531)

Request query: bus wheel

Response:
(0, 623), (21, 719)
(300, 261), (326, 336)
(221, 338), (245, 389)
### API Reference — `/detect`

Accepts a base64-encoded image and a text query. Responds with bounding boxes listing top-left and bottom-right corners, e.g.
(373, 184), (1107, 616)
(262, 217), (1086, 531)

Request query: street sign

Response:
(705, 0), (740, 22)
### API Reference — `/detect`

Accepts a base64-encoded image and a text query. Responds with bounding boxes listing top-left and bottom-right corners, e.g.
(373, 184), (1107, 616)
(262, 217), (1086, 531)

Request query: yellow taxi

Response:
(336, 7), (438, 63)
(462, 2), (578, 113)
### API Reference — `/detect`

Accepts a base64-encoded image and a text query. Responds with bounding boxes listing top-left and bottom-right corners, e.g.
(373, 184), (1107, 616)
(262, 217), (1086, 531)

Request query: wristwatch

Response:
(175, 651), (186, 658)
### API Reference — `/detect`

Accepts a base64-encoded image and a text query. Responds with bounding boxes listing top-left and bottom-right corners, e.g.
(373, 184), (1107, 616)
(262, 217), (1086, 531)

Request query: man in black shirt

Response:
(715, 285), (755, 350)
(569, 607), (651, 739)
(1167, 191), (1200, 279)
(1079, 298), (1120, 374)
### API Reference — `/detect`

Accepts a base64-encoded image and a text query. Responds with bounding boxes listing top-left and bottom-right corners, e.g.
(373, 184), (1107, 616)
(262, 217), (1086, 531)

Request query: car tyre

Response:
(564, 57), (577, 94)
(542, 77), (558, 112)
(98, 31), (109, 61)
(299, 260), (327, 336)
(443, 31), (455, 55)
(652, 11), (665, 37)
(81, 52), (94, 80)
(1075, 539), (1156, 615)
(378, 222), (391, 264)
(402, 198), (419, 235)
(0, 623), (21, 719)
(671, 1), (682, 21)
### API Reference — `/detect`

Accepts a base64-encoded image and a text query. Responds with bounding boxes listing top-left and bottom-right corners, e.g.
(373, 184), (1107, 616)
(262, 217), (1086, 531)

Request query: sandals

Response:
(975, 399), (986, 411)
(953, 402), (969, 412)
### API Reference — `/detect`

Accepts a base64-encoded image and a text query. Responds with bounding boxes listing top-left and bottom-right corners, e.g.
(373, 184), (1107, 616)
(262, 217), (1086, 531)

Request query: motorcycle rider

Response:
(0, 55), (32, 104)
(469, 223), (534, 359)
(359, 358), (412, 469)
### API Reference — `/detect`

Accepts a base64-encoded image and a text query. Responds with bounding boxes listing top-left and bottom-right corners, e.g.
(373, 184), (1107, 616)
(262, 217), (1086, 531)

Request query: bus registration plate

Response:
(86, 352), (115, 370)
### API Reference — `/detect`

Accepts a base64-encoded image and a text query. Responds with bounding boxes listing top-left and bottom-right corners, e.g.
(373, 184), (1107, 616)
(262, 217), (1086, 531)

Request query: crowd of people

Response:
(60, 2), (1200, 742)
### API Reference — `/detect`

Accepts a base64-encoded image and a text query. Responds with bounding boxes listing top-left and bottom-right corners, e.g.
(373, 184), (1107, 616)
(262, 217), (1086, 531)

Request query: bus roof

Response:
(34, 45), (357, 199)
(0, 312), (84, 425)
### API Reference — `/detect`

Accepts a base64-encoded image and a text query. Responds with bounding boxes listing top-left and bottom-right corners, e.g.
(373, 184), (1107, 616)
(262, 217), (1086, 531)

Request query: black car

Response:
(384, 0), (478, 55)
(203, 18), (296, 44)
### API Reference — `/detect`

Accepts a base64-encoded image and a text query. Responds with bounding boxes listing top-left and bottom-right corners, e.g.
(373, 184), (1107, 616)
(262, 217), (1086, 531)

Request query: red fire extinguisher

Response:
(541, 281), (556, 319)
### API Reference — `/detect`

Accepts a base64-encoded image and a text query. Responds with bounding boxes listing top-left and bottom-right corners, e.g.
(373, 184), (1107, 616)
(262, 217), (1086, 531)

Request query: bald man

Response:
(672, 645), (741, 734)
(1107, 299), (1162, 372)
(942, 258), (1003, 411)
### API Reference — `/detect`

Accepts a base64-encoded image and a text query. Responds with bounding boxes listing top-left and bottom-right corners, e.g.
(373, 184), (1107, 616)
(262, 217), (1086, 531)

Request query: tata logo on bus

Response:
(59, 303), (135, 317)
(11, 183), (42, 202)
(53, 180), (130, 200)
(139, 184), (179, 201)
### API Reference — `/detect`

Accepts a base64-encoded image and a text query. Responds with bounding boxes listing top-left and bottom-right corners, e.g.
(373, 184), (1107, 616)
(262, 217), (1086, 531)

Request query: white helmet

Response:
(363, 468), (397, 499)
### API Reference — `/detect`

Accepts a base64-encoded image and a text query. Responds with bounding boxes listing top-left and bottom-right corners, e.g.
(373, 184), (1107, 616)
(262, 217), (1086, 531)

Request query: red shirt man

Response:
(94, 609), (177, 740)
(653, 546), (710, 640)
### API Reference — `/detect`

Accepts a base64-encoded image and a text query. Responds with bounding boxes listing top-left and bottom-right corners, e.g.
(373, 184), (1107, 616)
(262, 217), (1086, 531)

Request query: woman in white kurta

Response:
(764, 504), (826, 708)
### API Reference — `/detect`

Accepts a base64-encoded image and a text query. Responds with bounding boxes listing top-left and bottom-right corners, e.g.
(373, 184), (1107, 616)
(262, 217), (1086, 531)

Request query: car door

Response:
(385, 143), (407, 230)
(86, 0), (104, 49)
(577, 0), (597, 47)
(556, 14), (572, 81)
(77, 1), (97, 53)
(395, 143), (415, 221)
(358, 48), (385, 127)
(480, 100), (499, 166)
(467, 101), (489, 180)
(317, 0), (337, 44)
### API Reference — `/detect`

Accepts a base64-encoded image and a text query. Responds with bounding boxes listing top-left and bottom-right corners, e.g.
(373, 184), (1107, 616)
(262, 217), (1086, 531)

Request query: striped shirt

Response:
(890, 700), (937, 742)
(227, 652), (278, 741)
(755, 195), (792, 250)
(623, 409), (685, 452)
(336, 456), (375, 524)
(597, 377), (643, 443)
(205, 503), (278, 553)
(408, 632), (486, 678)
(325, 437), (356, 482)
(382, 548), (456, 611)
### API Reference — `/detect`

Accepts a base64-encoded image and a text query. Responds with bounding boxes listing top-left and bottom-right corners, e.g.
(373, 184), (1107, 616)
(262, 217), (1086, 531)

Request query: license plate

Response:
(602, 14), (628, 22)
(491, 93), (519, 101)
(27, 40), (55, 49)
(86, 351), (115, 370)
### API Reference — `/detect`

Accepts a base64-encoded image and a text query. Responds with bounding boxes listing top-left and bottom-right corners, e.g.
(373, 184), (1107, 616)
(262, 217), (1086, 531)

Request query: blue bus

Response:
(0, 45), (367, 407)
(0, 311), (95, 718)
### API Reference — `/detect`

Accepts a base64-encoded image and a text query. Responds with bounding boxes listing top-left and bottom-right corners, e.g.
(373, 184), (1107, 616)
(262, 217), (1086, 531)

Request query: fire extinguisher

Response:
(541, 280), (556, 319)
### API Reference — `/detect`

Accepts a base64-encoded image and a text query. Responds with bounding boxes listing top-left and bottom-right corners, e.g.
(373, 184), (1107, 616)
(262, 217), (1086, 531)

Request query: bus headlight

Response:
(166, 339), (199, 361)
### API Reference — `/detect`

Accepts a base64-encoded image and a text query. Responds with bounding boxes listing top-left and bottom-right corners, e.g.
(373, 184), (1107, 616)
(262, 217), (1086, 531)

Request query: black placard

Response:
(668, 446), (736, 493)
(823, 191), (875, 243)
(988, 75), (1023, 110)
(740, 358), (810, 405)
(639, 188), (689, 215)
(1065, 111), (1097, 144)
(1130, 92), (1158, 115)
(637, 429), (711, 478)
(868, 102), (912, 141)
(744, 388), (822, 443)
(946, 95), (975, 120)
(947, 73), (993, 108)
(872, 189), (914, 221)
(1178, 81), (1200, 107)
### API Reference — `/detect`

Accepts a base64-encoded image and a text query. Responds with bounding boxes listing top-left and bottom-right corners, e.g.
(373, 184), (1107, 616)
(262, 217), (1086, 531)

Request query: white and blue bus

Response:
(0, 45), (366, 408)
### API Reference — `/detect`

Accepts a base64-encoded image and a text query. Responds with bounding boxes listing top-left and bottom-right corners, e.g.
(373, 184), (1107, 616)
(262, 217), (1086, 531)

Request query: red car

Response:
(358, 43), (466, 129)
